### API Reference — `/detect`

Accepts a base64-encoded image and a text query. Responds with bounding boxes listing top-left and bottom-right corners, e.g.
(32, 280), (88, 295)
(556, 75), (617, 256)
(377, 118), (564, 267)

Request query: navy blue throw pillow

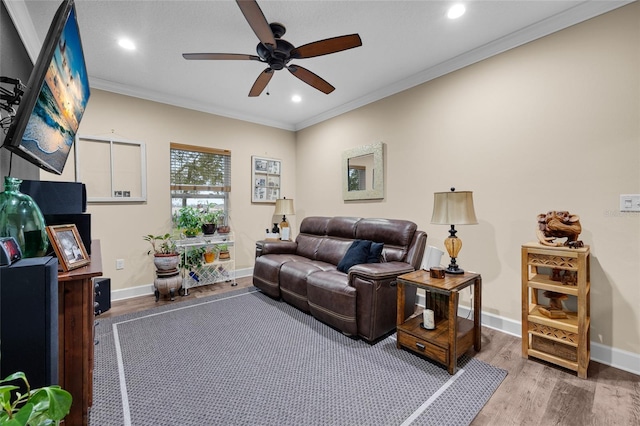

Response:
(337, 240), (372, 273)
(367, 242), (384, 263)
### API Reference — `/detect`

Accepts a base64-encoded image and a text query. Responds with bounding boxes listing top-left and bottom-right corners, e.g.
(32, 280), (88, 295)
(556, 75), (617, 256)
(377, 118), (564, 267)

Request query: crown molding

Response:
(90, 78), (296, 131)
(3, 0), (39, 63)
(294, 0), (633, 130)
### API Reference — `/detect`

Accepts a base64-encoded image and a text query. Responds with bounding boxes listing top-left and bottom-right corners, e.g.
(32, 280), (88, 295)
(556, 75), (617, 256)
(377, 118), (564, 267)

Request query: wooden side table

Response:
(396, 270), (481, 374)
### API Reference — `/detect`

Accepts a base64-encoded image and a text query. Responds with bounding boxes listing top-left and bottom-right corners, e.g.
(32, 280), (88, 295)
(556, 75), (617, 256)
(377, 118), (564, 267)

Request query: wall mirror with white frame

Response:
(342, 142), (384, 200)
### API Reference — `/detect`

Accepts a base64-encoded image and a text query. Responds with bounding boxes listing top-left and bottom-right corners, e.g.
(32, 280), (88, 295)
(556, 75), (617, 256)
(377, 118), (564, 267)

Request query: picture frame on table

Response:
(46, 224), (90, 271)
(0, 237), (22, 266)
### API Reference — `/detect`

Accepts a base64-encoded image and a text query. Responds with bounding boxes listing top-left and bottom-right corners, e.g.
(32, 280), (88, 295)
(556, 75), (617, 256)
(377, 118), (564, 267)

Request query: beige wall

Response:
(41, 4), (638, 359)
(43, 90), (296, 294)
(297, 3), (640, 356)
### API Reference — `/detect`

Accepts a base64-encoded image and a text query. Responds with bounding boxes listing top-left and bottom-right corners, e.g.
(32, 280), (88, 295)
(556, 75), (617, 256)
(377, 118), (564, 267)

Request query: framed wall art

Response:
(252, 156), (281, 203)
(75, 135), (147, 203)
(46, 224), (90, 271)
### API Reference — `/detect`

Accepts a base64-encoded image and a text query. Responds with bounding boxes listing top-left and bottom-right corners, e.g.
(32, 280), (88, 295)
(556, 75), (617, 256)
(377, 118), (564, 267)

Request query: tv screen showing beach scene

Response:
(3, 0), (90, 175)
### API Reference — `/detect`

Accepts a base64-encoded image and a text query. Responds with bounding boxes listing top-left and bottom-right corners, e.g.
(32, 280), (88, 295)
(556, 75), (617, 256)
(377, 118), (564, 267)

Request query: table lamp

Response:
(430, 188), (478, 274)
(274, 197), (295, 240)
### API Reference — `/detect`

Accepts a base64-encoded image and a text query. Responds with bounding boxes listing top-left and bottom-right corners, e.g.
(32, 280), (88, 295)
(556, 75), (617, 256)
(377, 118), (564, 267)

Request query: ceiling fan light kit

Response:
(183, 0), (362, 97)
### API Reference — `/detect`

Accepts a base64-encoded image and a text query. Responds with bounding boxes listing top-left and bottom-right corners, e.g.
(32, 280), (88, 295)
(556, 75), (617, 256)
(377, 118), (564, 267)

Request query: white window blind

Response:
(170, 142), (231, 213)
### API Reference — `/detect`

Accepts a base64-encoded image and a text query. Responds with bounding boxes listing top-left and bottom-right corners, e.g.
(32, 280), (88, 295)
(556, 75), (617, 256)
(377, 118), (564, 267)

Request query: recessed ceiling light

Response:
(447, 4), (466, 19)
(118, 38), (136, 50)
(291, 95), (302, 103)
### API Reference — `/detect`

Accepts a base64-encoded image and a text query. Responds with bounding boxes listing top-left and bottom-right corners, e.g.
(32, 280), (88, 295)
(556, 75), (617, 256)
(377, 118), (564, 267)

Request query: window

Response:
(170, 143), (231, 220)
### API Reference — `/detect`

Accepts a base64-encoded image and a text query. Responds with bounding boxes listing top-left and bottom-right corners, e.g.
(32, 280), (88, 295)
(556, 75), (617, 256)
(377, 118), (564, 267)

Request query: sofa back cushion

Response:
(326, 217), (359, 239)
(315, 238), (353, 265)
(299, 216), (330, 235)
(356, 218), (417, 262)
(295, 234), (323, 259)
(296, 217), (330, 258)
(297, 216), (359, 263)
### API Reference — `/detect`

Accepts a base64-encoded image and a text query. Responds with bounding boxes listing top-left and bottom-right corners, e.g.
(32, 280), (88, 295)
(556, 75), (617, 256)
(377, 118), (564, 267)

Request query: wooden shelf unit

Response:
(521, 242), (590, 378)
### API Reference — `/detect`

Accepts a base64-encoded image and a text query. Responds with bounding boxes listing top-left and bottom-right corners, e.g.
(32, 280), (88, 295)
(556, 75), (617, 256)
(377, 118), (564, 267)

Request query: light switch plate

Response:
(619, 194), (640, 212)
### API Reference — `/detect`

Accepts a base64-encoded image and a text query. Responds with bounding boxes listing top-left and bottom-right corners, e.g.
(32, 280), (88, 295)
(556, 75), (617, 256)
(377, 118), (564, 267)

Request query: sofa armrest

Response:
(261, 240), (298, 256)
(348, 261), (415, 281)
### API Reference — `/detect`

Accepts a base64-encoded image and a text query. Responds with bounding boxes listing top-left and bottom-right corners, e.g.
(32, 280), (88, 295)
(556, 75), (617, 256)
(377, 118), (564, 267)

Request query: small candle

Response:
(423, 309), (435, 329)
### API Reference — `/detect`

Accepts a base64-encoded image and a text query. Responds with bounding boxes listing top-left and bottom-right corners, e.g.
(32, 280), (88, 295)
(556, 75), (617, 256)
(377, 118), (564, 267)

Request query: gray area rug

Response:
(90, 288), (506, 425)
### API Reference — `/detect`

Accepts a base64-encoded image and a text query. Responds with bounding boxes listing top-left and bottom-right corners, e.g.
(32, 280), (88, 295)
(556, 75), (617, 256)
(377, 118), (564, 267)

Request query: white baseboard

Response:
(416, 294), (640, 376)
(110, 267), (253, 302)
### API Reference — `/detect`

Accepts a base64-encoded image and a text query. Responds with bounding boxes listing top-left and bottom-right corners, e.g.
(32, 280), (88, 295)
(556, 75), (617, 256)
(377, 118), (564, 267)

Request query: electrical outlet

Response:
(116, 259), (125, 270)
(619, 194), (640, 212)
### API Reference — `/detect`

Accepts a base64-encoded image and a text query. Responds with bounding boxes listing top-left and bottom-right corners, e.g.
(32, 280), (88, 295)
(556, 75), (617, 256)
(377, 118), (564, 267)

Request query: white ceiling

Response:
(5, 0), (631, 131)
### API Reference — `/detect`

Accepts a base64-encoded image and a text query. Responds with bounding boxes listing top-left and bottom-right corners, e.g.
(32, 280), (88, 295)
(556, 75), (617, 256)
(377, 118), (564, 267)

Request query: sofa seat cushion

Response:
(279, 260), (335, 312)
(306, 270), (357, 336)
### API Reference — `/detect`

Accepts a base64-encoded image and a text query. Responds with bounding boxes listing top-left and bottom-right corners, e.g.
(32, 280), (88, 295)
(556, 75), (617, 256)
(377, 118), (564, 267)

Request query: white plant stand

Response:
(175, 233), (236, 295)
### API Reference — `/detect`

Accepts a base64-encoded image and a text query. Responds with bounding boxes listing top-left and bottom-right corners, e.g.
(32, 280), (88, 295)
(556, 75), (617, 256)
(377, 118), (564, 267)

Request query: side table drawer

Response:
(397, 330), (448, 364)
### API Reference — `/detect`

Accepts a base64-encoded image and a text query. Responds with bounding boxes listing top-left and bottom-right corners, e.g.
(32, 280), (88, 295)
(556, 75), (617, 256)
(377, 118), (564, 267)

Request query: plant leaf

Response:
(10, 401), (34, 425)
(0, 373), (26, 386)
(29, 388), (71, 421)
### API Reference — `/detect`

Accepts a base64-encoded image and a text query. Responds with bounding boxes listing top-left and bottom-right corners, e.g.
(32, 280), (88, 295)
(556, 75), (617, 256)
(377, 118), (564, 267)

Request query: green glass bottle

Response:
(0, 176), (48, 257)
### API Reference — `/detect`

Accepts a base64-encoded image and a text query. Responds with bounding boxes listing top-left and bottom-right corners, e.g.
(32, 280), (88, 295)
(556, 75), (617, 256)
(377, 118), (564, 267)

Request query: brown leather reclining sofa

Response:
(253, 216), (427, 342)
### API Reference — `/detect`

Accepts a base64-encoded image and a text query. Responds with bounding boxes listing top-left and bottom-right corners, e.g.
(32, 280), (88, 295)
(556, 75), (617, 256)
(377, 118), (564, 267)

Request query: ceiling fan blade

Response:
(182, 53), (261, 61)
(287, 65), (335, 94)
(236, 0), (276, 49)
(291, 34), (362, 59)
(249, 68), (274, 97)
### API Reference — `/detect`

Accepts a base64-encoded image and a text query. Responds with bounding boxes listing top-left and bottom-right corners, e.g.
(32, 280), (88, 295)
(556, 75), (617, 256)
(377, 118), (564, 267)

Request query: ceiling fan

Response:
(182, 0), (362, 97)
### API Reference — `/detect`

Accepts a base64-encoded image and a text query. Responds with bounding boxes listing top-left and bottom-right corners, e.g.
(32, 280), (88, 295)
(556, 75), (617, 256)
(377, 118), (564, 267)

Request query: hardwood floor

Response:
(100, 277), (640, 425)
(98, 276), (255, 319)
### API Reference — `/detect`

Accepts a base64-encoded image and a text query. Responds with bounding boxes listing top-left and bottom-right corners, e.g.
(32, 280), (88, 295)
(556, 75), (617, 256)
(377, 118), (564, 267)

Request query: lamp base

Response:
(443, 229), (464, 274)
(445, 257), (464, 274)
(279, 215), (290, 241)
(445, 265), (464, 274)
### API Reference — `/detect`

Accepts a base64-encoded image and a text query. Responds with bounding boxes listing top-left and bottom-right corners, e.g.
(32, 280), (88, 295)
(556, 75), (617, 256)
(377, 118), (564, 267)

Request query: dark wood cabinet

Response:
(57, 240), (102, 425)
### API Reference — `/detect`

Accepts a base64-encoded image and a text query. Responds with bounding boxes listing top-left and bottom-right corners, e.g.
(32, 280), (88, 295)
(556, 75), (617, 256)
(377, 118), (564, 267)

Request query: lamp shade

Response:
(274, 198), (295, 216)
(431, 190), (478, 225)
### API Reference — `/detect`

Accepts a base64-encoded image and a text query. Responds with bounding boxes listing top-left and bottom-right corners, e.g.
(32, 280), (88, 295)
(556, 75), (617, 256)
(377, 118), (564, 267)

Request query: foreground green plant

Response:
(0, 372), (71, 426)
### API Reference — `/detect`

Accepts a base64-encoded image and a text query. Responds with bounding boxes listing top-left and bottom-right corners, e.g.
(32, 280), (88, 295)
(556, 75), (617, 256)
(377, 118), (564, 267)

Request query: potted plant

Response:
(175, 206), (201, 237)
(203, 246), (217, 263)
(216, 212), (230, 234)
(180, 246), (205, 271)
(144, 233), (179, 272)
(200, 204), (221, 235)
(0, 371), (72, 425)
(217, 243), (230, 260)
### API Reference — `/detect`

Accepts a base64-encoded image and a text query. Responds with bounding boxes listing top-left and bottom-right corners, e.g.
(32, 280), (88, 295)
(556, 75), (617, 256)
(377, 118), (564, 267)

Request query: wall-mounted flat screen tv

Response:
(2, 0), (90, 175)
